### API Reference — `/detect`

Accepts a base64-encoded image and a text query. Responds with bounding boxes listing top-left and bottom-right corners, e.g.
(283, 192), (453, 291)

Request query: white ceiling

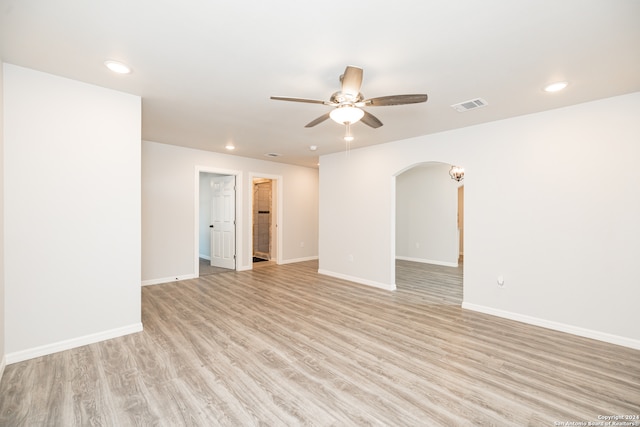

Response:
(2, 0), (639, 168)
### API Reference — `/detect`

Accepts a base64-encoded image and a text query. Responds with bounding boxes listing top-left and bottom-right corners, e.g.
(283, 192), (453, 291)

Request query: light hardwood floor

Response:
(0, 260), (638, 426)
(199, 257), (234, 277)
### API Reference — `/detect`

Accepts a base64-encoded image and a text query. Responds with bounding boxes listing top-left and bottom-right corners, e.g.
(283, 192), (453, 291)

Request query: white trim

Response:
(141, 274), (197, 286)
(390, 175), (397, 289)
(318, 269), (396, 291)
(0, 355), (6, 382)
(396, 255), (458, 268)
(280, 256), (318, 265)
(199, 254), (211, 261)
(462, 302), (640, 350)
(5, 323), (143, 365)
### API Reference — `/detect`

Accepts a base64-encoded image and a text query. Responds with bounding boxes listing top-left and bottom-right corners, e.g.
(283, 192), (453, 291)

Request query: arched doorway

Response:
(394, 162), (464, 304)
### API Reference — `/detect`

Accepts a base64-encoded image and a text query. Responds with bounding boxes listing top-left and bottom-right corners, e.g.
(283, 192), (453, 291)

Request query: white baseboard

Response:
(142, 273), (197, 286)
(462, 302), (640, 350)
(318, 269), (396, 291)
(280, 256), (318, 265)
(142, 258), (320, 282)
(199, 254), (211, 261)
(6, 323), (144, 365)
(396, 256), (458, 268)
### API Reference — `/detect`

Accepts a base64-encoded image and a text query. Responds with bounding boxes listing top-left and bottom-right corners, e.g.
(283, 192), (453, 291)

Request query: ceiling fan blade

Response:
(270, 96), (329, 105)
(340, 66), (363, 97)
(305, 112), (331, 128)
(363, 94), (428, 106)
(360, 110), (383, 128)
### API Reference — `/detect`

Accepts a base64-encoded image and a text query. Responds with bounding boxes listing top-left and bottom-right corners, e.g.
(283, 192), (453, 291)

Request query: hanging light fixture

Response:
(330, 105), (364, 125)
(329, 106), (363, 143)
(449, 165), (464, 182)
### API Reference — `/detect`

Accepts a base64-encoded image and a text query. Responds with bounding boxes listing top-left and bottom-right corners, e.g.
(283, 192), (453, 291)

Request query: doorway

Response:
(249, 173), (282, 268)
(394, 162), (463, 294)
(198, 171), (237, 276)
(252, 178), (273, 262)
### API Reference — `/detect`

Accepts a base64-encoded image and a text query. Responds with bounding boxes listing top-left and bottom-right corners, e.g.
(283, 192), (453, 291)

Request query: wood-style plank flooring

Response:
(1, 260), (638, 426)
(199, 258), (233, 277)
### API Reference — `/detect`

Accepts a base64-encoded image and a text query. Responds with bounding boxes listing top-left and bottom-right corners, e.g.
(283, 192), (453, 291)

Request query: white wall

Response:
(0, 61), (5, 376)
(396, 163), (459, 266)
(319, 92), (640, 348)
(142, 141), (318, 284)
(3, 64), (142, 362)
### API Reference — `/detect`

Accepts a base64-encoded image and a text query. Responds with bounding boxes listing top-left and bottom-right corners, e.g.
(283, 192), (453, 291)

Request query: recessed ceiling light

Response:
(225, 143), (235, 150)
(544, 81), (568, 93)
(104, 60), (132, 74)
(264, 153), (282, 158)
(309, 145), (318, 151)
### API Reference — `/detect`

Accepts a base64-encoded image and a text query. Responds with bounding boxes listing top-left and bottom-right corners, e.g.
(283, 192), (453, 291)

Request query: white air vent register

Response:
(451, 98), (488, 112)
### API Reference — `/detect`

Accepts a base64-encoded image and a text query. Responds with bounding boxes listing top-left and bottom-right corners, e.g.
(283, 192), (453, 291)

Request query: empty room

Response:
(1, 1), (639, 425)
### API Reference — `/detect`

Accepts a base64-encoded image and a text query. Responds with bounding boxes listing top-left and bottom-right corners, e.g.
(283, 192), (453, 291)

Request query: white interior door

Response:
(210, 175), (236, 269)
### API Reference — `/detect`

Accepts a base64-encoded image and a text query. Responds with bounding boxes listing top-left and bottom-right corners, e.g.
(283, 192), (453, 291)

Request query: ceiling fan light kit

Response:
(271, 65), (428, 143)
(329, 106), (364, 125)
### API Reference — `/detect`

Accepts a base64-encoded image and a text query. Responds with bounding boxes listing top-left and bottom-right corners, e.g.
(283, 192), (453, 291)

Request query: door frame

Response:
(195, 166), (243, 276)
(249, 172), (283, 266)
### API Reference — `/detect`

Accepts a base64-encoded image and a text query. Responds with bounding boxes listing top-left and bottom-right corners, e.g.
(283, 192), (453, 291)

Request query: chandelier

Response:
(449, 165), (464, 182)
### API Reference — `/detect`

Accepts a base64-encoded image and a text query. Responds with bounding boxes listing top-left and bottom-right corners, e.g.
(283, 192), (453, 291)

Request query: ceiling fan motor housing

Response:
(330, 91), (364, 106)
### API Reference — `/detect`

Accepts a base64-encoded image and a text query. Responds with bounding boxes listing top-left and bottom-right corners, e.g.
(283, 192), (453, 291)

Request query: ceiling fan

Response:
(271, 65), (428, 141)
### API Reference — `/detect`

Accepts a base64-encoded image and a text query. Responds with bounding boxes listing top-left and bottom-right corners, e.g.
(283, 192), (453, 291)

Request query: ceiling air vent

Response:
(451, 98), (488, 112)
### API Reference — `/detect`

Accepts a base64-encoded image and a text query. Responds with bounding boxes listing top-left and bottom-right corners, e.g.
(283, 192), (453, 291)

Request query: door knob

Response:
(209, 225), (214, 228)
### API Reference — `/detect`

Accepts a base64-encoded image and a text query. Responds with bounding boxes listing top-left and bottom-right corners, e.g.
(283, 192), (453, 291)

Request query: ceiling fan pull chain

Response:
(345, 123), (352, 157)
